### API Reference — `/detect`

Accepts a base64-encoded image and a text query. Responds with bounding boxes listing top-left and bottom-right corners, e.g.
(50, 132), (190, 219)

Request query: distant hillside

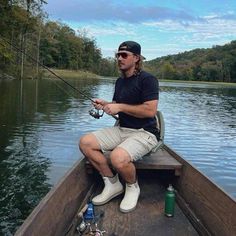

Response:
(144, 40), (236, 83)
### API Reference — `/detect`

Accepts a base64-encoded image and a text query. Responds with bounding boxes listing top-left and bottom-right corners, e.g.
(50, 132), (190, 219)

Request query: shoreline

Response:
(42, 68), (99, 79)
(0, 69), (99, 80)
(160, 79), (236, 87)
(1, 69), (236, 87)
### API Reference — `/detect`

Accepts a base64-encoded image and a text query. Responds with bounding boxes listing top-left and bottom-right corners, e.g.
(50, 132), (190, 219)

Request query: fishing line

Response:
(0, 36), (94, 102)
(0, 35), (118, 120)
(48, 77), (75, 98)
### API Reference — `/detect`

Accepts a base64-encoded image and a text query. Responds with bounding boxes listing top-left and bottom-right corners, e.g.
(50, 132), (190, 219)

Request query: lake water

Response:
(0, 77), (236, 234)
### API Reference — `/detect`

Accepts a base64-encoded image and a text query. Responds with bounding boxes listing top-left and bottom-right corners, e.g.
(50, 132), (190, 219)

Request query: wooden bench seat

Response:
(86, 146), (182, 176)
(135, 146), (182, 176)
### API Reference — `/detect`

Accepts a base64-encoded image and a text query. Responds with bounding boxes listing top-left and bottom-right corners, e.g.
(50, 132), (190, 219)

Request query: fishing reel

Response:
(89, 108), (104, 119)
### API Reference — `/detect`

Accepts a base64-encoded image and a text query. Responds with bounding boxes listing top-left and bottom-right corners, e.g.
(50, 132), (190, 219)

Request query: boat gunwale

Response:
(164, 144), (236, 203)
(15, 158), (93, 236)
(164, 144), (236, 236)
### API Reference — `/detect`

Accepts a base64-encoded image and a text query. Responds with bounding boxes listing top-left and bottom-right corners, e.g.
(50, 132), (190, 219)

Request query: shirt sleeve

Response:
(112, 78), (119, 102)
(142, 75), (159, 102)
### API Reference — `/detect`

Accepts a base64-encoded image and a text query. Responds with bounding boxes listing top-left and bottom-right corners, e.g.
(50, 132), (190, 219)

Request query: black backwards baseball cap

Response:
(118, 41), (146, 60)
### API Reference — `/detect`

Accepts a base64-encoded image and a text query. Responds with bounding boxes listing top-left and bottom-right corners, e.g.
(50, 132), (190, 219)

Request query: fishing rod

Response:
(0, 35), (118, 120)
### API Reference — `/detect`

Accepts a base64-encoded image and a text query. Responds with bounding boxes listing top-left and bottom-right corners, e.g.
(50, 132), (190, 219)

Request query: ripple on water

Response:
(1, 79), (236, 234)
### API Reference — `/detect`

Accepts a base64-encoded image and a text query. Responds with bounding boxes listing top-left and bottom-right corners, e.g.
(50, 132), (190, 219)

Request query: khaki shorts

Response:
(92, 126), (158, 162)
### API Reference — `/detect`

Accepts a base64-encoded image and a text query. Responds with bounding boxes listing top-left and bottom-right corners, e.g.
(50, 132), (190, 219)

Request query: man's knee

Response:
(110, 148), (131, 170)
(79, 133), (97, 151)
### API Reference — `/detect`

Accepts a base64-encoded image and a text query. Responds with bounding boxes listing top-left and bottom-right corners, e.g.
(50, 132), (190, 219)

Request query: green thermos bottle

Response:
(164, 184), (175, 217)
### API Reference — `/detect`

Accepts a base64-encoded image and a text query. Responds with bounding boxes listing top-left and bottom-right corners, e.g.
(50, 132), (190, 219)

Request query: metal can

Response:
(164, 184), (175, 217)
(84, 202), (95, 220)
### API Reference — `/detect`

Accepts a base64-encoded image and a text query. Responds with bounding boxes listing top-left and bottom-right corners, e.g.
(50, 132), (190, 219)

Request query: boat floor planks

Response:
(72, 173), (198, 236)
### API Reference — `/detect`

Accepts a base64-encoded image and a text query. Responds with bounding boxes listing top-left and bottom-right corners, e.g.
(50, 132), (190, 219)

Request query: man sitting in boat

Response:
(79, 41), (159, 213)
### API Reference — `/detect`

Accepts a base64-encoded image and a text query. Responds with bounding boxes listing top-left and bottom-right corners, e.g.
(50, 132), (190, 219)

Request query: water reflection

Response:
(0, 127), (51, 235)
(0, 78), (236, 234)
(159, 83), (236, 199)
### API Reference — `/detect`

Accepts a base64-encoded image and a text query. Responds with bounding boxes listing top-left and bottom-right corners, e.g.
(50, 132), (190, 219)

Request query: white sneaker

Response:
(120, 181), (140, 213)
(92, 174), (123, 205)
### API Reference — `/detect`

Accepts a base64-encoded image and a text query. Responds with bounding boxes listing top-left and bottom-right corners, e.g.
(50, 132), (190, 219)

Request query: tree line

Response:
(0, 0), (118, 79)
(0, 1), (235, 82)
(145, 41), (236, 83)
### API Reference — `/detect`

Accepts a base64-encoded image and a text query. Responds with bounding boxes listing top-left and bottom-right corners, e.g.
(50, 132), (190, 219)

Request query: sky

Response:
(44, 0), (236, 60)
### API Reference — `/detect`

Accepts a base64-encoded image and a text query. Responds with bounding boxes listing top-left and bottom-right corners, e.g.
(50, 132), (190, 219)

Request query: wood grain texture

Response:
(165, 145), (236, 236)
(135, 148), (182, 173)
(15, 158), (93, 236)
(91, 172), (198, 236)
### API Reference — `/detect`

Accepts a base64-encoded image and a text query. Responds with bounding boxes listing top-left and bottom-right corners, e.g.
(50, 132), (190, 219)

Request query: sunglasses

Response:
(115, 52), (133, 59)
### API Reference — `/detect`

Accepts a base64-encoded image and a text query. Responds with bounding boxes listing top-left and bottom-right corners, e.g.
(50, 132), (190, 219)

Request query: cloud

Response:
(44, 1), (236, 59)
(143, 16), (236, 42)
(45, 0), (198, 23)
(77, 23), (136, 37)
(72, 12), (236, 59)
(203, 11), (236, 20)
(45, 0), (236, 42)
(77, 14), (236, 43)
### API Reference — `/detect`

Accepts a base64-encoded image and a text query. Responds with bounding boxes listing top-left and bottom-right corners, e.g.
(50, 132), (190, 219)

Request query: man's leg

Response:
(110, 128), (159, 213)
(110, 147), (136, 183)
(79, 133), (113, 177)
(79, 132), (123, 205)
(110, 147), (140, 213)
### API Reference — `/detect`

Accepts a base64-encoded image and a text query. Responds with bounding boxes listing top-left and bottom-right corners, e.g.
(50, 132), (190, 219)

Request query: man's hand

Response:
(103, 103), (121, 115)
(92, 99), (108, 110)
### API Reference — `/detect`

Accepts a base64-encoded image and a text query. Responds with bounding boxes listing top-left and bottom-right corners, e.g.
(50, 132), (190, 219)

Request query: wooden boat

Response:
(15, 112), (236, 236)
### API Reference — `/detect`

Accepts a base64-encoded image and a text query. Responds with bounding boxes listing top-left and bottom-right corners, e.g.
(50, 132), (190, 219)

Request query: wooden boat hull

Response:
(15, 158), (93, 236)
(165, 145), (236, 235)
(15, 145), (236, 236)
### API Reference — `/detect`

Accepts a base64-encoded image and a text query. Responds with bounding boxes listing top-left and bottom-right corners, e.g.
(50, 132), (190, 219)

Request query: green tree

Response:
(145, 40), (236, 83)
(160, 62), (176, 80)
